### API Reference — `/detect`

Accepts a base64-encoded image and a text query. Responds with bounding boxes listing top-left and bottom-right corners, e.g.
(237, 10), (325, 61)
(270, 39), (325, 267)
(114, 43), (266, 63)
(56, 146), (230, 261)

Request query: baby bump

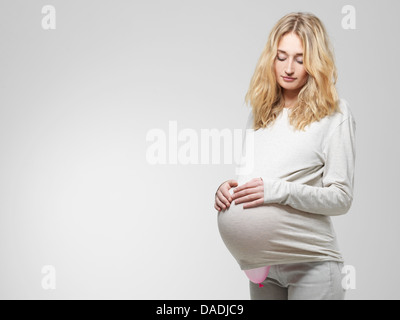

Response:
(217, 202), (286, 262)
(217, 201), (336, 269)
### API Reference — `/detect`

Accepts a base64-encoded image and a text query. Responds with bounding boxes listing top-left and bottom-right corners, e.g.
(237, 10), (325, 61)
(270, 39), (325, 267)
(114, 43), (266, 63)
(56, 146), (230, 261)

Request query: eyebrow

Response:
(277, 49), (303, 56)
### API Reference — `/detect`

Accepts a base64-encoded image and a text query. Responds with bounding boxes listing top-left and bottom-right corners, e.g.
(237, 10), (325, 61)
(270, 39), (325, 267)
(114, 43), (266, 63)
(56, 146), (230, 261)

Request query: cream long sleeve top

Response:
(218, 99), (356, 269)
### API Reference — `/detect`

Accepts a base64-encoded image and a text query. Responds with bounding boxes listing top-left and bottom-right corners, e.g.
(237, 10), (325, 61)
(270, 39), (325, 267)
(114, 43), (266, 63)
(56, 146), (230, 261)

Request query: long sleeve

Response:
(262, 115), (356, 216)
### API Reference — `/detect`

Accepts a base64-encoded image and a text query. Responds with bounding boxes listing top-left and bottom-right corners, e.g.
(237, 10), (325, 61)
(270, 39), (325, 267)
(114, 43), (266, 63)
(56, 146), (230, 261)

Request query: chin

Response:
(279, 81), (305, 91)
(280, 84), (300, 91)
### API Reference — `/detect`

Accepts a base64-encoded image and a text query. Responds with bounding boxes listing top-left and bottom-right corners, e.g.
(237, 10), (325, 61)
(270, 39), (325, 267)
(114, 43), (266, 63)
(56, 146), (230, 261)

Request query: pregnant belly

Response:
(217, 201), (334, 269)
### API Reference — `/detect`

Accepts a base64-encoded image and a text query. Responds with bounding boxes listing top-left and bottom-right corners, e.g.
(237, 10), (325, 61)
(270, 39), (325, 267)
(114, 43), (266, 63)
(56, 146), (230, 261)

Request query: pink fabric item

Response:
(244, 266), (271, 287)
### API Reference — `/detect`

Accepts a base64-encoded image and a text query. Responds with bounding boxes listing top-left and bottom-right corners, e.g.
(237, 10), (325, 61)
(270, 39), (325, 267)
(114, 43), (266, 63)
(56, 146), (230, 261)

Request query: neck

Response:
(282, 89), (300, 108)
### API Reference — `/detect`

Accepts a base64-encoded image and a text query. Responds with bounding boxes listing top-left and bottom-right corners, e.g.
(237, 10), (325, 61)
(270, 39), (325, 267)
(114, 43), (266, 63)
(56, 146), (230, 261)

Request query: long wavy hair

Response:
(245, 12), (340, 131)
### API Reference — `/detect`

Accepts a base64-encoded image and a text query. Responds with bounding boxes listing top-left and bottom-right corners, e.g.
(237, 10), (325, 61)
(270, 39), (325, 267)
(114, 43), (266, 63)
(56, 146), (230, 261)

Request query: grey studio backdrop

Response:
(0, 0), (399, 300)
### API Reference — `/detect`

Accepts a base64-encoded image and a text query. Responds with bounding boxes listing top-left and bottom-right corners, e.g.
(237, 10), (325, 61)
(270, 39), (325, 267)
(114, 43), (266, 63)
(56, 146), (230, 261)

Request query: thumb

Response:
(227, 180), (238, 188)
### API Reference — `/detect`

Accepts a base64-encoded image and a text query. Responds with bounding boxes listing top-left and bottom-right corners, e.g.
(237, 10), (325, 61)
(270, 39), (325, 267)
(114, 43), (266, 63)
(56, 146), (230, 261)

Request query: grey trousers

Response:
(249, 261), (345, 300)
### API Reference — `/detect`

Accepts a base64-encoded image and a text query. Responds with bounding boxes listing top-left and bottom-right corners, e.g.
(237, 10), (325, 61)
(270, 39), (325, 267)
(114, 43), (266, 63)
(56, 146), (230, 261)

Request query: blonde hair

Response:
(245, 12), (340, 131)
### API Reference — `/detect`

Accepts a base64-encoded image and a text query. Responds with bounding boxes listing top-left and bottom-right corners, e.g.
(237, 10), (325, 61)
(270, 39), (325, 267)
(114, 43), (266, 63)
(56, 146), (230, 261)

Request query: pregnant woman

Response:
(215, 12), (356, 300)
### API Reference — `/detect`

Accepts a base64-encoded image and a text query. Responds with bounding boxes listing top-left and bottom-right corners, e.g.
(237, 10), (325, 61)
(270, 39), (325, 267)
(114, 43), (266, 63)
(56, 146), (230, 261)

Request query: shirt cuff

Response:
(263, 178), (287, 205)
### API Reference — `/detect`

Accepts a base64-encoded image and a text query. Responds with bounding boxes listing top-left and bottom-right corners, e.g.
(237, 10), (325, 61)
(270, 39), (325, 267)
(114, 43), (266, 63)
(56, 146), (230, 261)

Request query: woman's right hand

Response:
(214, 179), (238, 212)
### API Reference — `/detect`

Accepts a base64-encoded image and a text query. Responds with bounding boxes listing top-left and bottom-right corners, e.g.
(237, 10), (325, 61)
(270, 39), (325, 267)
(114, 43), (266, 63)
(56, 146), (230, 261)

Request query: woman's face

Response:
(274, 32), (309, 94)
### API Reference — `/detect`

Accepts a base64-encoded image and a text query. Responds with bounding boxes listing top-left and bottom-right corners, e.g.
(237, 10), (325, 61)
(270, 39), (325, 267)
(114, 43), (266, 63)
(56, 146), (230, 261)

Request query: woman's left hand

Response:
(231, 178), (264, 209)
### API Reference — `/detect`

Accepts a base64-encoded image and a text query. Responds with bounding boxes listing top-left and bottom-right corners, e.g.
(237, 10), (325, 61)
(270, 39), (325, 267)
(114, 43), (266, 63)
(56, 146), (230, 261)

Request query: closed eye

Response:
(276, 56), (303, 64)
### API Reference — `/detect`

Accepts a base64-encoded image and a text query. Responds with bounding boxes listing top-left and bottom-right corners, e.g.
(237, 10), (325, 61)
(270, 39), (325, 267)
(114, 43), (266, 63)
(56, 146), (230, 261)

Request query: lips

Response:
(282, 76), (297, 81)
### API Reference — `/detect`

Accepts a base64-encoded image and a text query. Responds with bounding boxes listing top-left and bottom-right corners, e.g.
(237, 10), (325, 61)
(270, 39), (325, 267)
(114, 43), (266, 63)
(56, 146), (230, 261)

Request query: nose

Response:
(284, 58), (295, 76)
